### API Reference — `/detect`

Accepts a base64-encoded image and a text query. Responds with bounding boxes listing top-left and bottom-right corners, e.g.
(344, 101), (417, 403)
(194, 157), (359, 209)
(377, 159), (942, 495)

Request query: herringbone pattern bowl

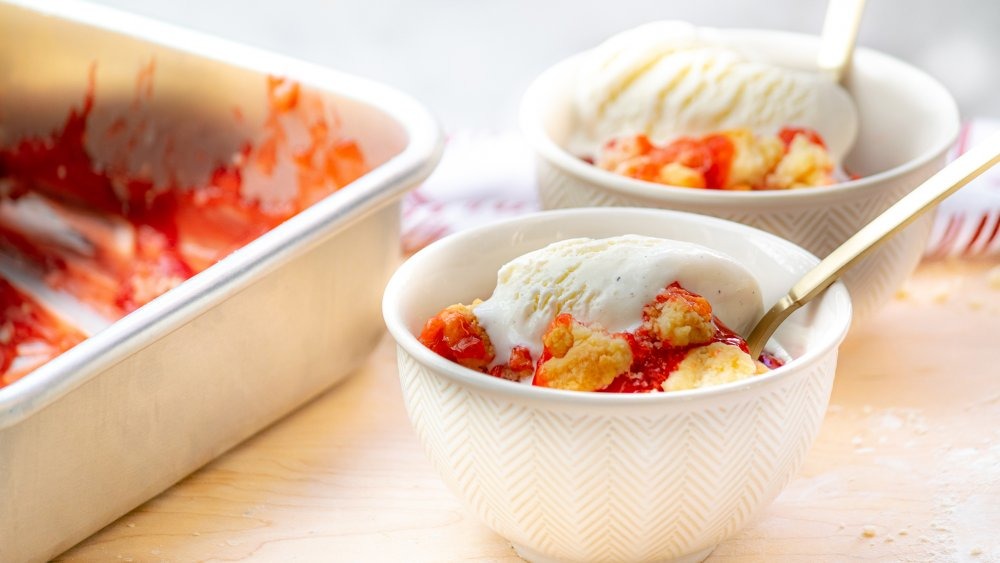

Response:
(520, 31), (959, 323)
(384, 208), (853, 563)
(397, 348), (836, 563)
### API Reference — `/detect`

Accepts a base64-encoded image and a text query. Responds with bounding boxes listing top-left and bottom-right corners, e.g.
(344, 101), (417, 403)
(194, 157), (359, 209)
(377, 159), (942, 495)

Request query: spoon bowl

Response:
(521, 27), (960, 322)
(384, 207), (851, 563)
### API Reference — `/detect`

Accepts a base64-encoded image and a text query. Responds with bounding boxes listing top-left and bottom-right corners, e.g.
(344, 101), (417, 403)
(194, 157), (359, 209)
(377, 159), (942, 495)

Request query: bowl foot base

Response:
(511, 542), (716, 563)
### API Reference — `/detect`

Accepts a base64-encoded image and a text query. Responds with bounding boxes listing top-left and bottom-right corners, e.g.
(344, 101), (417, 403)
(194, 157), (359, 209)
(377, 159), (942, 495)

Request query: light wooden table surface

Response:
(59, 260), (1000, 562)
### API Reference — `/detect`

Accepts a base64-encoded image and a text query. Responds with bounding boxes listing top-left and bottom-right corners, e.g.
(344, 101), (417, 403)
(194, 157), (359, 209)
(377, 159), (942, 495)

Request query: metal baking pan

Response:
(0, 1), (441, 561)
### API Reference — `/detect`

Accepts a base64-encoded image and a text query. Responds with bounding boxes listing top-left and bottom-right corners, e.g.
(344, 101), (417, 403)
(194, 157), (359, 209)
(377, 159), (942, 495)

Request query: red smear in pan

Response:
(0, 64), (368, 384)
(0, 277), (85, 386)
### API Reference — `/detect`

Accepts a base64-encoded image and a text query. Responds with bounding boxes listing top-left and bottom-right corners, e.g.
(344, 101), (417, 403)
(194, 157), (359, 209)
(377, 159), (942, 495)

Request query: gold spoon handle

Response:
(818, 0), (867, 84)
(747, 133), (1000, 359)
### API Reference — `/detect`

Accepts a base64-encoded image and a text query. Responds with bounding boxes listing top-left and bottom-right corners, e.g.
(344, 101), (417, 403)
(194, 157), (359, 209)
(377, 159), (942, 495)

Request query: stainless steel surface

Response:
(746, 133), (1000, 358)
(0, 1), (442, 561)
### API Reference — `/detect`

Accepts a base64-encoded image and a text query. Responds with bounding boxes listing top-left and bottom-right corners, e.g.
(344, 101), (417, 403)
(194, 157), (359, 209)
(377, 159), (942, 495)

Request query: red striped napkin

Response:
(401, 130), (538, 253)
(403, 122), (1000, 258)
(924, 119), (1000, 259)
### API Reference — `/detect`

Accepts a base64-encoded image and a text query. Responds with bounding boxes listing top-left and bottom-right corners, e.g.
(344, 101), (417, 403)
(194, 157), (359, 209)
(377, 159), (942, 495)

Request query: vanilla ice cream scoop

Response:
(473, 235), (764, 361)
(572, 21), (858, 164)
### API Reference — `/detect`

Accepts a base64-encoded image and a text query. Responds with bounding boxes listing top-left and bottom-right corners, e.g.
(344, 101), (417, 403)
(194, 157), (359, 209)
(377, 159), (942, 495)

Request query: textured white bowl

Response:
(520, 29), (960, 322)
(383, 208), (852, 563)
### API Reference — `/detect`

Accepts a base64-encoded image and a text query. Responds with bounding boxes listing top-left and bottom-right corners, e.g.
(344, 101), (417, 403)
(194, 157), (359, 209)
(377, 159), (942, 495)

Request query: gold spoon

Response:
(810, 0), (866, 164)
(817, 0), (867, 84)
(746, 133), (1000, 359)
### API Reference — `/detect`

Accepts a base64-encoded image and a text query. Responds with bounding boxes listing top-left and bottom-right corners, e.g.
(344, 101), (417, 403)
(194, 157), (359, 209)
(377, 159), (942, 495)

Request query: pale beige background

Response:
(90, 0), (998, 131)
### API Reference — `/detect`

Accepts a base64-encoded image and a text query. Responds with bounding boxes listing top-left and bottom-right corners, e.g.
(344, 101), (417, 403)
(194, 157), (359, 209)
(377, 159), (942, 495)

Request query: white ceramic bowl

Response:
(383, 208), (852, 563)
(520, 29), (960, 322)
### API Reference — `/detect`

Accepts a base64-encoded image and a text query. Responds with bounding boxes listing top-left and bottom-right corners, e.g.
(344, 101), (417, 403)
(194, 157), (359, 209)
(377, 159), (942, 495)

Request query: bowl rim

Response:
(382, 207), (852, 406)
(519, 28), (961, 206)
